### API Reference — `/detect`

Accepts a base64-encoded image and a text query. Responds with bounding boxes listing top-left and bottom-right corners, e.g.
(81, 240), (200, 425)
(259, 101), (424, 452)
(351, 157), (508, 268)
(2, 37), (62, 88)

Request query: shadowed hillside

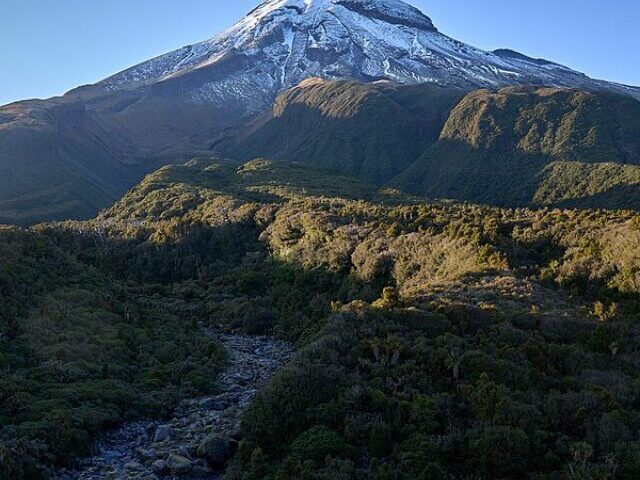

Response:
(228, 78), (464, 185)
(393, 87), (640, 208)
(3, 82), (640, 225)
(0, 90), (250, 225)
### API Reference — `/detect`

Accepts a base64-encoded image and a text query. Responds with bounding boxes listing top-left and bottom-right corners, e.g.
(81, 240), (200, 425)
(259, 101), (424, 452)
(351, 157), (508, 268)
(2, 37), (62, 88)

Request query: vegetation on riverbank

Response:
(1, 158), (640, 479)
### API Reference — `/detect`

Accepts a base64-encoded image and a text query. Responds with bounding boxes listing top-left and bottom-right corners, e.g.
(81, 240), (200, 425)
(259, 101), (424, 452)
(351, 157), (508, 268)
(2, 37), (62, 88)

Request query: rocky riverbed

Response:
(54, 334), (294, 480)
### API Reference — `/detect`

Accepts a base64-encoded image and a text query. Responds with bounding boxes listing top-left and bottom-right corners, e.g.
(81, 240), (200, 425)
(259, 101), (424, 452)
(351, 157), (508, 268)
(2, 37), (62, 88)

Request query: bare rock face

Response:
(151, 459), (167, 474)
(165, 454), (192, 475)
(153, 426), (174, 443)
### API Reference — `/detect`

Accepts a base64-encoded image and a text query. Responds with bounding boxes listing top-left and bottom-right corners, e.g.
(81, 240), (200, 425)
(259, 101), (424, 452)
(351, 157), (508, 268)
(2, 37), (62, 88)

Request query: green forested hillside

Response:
(393, 87), (640, 209)
(3, 158), (640, 479)
(229, 82), (640, 211)
(535, 162), (640, 209)
(3, 81), (640, 226)
(228, 79), (464, 185)
(0, 226), (226, 478)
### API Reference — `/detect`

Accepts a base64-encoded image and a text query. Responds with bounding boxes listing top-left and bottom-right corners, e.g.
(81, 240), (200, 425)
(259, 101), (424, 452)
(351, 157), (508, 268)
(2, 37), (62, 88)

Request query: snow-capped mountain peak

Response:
(93, 0), (640, 110)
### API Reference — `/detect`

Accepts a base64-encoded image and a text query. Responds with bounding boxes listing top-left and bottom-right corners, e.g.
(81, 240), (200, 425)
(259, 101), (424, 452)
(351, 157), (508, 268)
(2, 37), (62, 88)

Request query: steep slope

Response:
(2, 0), (640, 224)
(393, 87), (640, 209)
(227, 78), (464, 184)
(0, 93), (250, 225)
(0, 99), (141, 224)
(87, 0), (640, 101)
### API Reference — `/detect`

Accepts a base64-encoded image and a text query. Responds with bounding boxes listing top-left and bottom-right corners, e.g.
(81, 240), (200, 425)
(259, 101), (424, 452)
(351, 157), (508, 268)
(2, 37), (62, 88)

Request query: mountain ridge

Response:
(1, 0), (639, 225)
(71, 0), (640, 103)
(392, 86), (640, 208)
(227, 78), (465, 184)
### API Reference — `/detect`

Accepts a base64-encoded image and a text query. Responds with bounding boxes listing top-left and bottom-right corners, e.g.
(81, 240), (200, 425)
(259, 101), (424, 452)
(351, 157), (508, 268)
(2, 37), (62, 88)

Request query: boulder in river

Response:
(124, 460), (144, 471)
(166, 453), (192, 474)
(154, 425), (174, 442)
(197, 434), (235, 467)
(151, 459), (167, 474)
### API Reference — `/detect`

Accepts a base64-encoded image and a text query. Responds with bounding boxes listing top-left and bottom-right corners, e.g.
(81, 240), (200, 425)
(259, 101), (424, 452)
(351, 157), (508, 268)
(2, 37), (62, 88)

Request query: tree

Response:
(469, 426), (530, 478)
(444, 349), (464, 380)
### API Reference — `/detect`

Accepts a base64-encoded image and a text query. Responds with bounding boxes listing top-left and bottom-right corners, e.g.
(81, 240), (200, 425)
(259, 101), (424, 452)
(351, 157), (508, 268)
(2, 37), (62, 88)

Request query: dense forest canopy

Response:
(1, 158), (639, 479)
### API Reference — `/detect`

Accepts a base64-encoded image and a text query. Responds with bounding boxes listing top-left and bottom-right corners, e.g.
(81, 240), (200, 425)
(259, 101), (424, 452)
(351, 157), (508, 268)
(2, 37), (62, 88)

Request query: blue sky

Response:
(1, 0), (639, 106)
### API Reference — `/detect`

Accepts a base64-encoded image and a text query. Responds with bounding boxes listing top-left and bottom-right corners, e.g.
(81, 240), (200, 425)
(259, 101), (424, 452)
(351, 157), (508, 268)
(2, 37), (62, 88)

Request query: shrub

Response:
(468, 425), (530, 478)
(290, 426), (346, 463)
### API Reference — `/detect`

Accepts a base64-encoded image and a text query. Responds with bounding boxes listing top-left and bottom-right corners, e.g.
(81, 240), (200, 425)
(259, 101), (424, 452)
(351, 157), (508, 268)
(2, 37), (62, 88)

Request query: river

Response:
(54, 334), (294, 480)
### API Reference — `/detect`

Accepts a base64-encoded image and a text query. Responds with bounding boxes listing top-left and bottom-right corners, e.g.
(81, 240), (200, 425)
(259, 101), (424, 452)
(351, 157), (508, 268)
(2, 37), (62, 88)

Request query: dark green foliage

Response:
(468, 425), (530, 477)
(0, 227), (226, 477)
(290, 426), (346, 462)
(229, 79), (464, 185)
(2, 158), (640, 479)
(393, 86), (640, 209)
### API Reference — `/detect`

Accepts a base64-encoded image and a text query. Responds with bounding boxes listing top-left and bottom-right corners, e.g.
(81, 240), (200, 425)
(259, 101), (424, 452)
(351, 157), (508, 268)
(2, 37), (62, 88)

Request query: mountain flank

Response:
(3, 156), (640, 478)
(392, 86), (640, 209)
(227, 78), (465, 184)
(1, 0), (640, 223)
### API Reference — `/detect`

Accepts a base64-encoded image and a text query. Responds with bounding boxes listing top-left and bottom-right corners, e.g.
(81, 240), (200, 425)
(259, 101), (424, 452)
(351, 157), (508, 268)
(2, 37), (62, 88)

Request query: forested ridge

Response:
(230, 81), (640, 211)
(392, 86), (640, 210)
(1, 158), (640, 479)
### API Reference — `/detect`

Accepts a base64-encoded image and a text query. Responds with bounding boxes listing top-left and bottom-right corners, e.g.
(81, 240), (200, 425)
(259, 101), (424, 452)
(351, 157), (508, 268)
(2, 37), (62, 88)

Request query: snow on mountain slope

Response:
(93, 0), (639, 107)
(1, 0), (639, 225)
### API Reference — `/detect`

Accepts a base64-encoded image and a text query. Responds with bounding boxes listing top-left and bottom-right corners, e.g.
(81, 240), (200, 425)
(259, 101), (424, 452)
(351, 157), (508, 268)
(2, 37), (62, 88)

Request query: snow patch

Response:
(96, 0), (640, 102)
